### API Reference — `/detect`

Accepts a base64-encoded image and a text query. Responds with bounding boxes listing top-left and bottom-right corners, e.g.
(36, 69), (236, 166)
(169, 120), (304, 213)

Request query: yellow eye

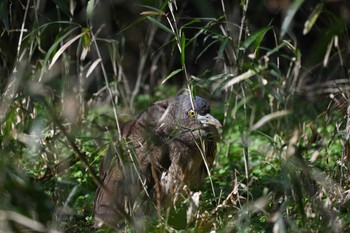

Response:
(188, 110), (197, 118)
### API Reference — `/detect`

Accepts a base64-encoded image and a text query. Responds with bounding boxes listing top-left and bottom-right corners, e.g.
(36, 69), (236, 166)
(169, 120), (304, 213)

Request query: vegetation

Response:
(0, 0), (350, 232)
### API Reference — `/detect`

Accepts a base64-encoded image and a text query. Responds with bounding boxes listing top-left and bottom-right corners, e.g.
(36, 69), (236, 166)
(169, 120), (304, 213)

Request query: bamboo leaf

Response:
(49, 32), (84, 70)
(42, 26), (80, 72)
(161, 69), (182, 84)
(195, 40), (217, 62)
(146, 16), (174, 35)
(303, 3), (323, 35)
(86, 58), (101, 78)
(242, 26), (272, 50)
(280, 0), (304, 38)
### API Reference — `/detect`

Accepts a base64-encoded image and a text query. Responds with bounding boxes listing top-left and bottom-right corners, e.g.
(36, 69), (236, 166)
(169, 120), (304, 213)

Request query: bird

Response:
(93, 94), (221, 229)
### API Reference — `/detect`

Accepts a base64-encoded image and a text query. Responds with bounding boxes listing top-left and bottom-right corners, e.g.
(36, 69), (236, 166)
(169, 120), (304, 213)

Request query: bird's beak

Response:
(197, 114), (222, 128)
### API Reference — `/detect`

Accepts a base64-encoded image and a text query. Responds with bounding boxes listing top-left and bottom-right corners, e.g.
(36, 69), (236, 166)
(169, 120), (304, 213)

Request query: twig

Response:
(43, 100), (103, 189)
(37, 154), (79, 181)
(15, 0), (31, 64)
(90, 31), (122, 140)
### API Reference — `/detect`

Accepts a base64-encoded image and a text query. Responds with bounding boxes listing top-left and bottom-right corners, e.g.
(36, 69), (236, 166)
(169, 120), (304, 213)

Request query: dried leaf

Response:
(250, 110), (291, 132)
(223, 69), (256, 89)
(49, 32), (84, 70)
(86, 58), (101, 78)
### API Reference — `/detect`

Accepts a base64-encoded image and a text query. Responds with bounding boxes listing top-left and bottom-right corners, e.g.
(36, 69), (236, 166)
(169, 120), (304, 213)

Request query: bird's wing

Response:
(93, 151), (123, 227)
(94, 98), (173, 227)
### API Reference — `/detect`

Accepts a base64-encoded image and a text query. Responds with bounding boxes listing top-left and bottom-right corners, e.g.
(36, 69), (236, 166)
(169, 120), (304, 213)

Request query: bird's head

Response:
(173, 95), (222, 130)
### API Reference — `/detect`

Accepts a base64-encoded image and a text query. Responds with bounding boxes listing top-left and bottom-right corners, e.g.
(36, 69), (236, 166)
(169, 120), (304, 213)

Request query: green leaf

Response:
(280, 0), (305, 38)
(181, 32), (186, 65)
(265, 41), (288, 57)
(161, 68), (183, 84)
(146, 16), (174, 35)
(242, 26), (272, 50)
(303, 3), (323, 35)
(195, 40), (217, 63)
(117, 17), (146, 36)
(218, 37), (229, 58)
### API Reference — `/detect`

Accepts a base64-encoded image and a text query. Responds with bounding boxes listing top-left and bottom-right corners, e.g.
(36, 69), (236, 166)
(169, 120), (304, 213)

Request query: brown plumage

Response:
(93, 95), (221, 228)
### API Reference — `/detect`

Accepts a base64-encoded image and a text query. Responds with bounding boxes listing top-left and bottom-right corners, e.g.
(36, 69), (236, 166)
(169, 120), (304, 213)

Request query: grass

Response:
(0, 0), (350, 232)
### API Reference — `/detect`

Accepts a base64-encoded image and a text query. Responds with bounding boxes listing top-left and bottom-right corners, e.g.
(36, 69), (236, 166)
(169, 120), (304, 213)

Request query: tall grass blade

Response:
(280, 0), (304, 38)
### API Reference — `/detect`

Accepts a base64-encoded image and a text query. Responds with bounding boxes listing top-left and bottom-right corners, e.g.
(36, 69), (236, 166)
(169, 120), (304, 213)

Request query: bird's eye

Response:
(188, 110), (197, 118)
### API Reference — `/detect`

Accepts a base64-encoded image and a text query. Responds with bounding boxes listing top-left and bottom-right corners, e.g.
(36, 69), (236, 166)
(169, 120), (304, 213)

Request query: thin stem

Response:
(15, 0), (31, 64)
(90, 31), (122, 140)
